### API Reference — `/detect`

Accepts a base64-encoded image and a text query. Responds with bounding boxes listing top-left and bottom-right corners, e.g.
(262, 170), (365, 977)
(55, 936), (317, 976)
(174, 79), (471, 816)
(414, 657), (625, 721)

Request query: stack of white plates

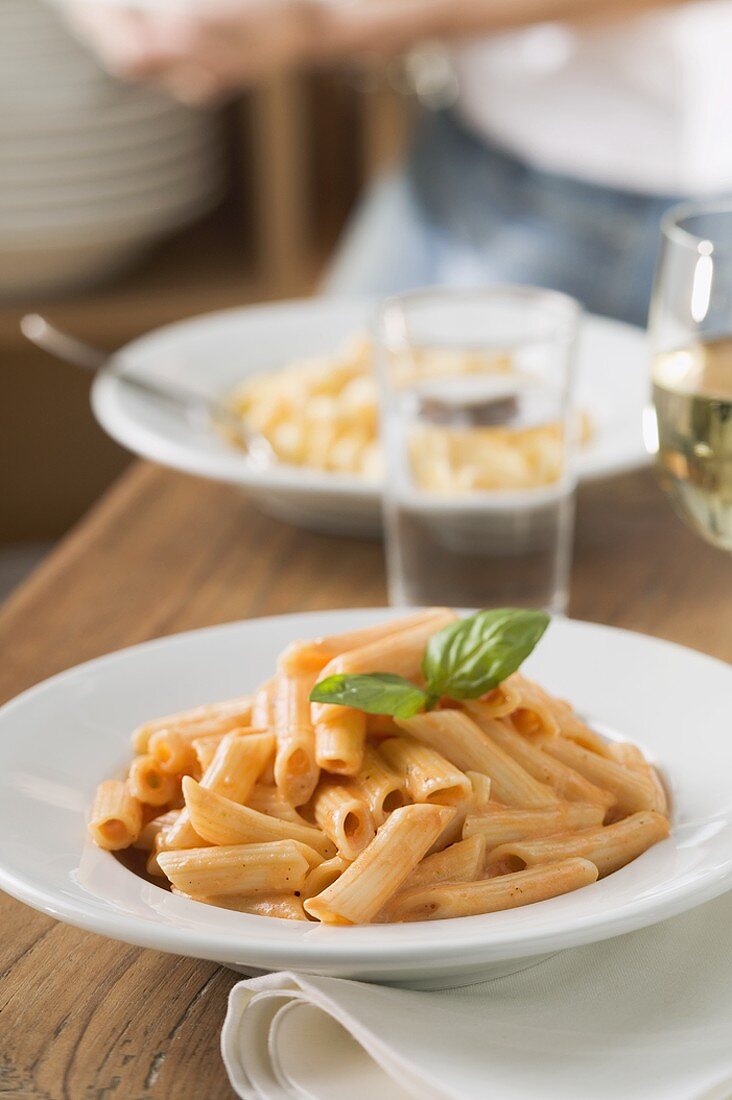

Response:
(0, 0), (224, 298)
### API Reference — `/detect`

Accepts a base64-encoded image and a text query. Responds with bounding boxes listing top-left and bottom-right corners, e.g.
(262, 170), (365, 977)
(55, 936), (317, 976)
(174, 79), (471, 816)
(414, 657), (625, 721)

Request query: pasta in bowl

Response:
(0, 607), (730, 986)
(89, 608), (670, 927)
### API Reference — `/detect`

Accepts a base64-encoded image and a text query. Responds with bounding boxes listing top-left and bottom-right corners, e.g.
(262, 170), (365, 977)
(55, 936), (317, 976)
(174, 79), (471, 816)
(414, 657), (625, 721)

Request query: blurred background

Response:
(0, 0), (418, 592)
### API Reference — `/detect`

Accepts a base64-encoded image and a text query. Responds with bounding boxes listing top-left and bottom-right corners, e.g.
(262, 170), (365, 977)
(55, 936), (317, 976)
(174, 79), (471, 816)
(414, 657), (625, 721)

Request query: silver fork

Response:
(21, 313), (274, 469)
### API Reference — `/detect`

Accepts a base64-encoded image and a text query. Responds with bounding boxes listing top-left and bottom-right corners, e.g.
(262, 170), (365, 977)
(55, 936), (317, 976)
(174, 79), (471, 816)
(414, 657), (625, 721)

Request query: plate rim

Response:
(0, 609), (730, 969)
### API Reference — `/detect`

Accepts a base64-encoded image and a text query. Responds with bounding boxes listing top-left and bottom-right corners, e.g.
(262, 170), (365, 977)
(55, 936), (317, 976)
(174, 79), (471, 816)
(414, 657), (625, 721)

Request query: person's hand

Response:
(65, 1), (332, 103)
(64, 1), (449, 102)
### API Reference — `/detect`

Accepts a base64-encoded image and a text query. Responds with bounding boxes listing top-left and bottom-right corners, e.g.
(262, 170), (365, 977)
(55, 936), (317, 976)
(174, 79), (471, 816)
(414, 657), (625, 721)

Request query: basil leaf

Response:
(309, 673), (430, 719)
(422, 608), (550, 700)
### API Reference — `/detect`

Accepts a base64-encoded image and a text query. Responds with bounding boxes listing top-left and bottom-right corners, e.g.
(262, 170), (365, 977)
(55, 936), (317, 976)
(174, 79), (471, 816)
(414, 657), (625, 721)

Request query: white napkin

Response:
(222, 892), (732, 1100)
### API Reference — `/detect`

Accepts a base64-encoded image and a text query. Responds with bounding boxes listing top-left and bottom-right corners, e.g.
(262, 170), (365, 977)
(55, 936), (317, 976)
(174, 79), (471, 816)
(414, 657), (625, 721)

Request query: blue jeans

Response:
(323, 110), (681, 328)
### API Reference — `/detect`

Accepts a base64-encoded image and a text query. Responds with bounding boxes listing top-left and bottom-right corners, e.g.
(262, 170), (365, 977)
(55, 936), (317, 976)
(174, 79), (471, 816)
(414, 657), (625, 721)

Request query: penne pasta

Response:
(304, 804), (455, 924)
(183, 777), (336, 858)
(93, 608), (673, 925)
(310, 778), (376, 860)
(302, 854), (351, 899)
(379, 736), (472, 807)
(128, 754), (178, 807)
(398, 710), (559, 810)
(89, 780), (143, 850)
(246, 784), (313, 825)
(148, 728), (199, 776)
(486, 811), (670, 878)
(608, 743), (669, 815)
(463, 803), (605, 850)
(541, 738), (659, 816)
(399, 834), (487, 893)
(133, 809), (180, 851)
(251, 678), (278, 730)
(278, 608), (453, 675)
(507, 675), (561, 738)
(132, 695), (253, 753)
(313, 708), (366, 776)
(428, 771), (493, 853)
(312, 610), (457, 776)
(465, 704), (616, 810)
(158, 840), (310, 897)
(547, 696), (613, 756)
(173, 889), (310, 920)
(164, 731), (275, 851)
(352, 745), (406, 825)
(192, 733), (230, 774)
(384, 857), (599, 922)
(273, 672), (320, 806)
(475, 678), (522, 718)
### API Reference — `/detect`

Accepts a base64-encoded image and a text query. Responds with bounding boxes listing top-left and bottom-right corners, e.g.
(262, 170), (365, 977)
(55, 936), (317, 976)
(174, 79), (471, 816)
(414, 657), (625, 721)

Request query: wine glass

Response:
(648, 200), (732, 551)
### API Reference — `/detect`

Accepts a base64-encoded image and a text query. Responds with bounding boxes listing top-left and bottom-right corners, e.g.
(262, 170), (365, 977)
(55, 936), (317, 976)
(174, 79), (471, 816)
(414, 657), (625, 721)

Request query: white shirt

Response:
(455, 2), (732, 195)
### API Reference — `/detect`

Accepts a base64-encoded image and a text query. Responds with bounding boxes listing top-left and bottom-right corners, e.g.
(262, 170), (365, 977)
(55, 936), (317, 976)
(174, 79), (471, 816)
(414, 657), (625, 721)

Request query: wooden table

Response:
(1, 462), (729, 1099)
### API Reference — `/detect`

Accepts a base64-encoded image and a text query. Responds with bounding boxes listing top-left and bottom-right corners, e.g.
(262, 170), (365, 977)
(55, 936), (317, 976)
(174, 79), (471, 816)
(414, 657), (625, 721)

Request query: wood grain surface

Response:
(1, 461), (730, 1099)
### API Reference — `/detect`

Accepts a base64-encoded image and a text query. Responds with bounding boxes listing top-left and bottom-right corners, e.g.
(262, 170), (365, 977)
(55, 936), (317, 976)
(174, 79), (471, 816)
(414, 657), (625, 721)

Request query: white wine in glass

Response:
(649, 203), (732, 551)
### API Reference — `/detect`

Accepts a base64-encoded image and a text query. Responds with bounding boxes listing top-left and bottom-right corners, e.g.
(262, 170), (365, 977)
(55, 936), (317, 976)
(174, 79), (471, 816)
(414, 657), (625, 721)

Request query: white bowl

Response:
(0, 610), (729, 989)
(92, 298), (651, 537)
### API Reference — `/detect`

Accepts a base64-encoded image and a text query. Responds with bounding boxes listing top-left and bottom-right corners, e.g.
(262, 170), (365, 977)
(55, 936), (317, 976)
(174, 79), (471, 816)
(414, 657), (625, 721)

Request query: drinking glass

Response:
(648, 200), (732, 551)
(375, 287), (582, 612)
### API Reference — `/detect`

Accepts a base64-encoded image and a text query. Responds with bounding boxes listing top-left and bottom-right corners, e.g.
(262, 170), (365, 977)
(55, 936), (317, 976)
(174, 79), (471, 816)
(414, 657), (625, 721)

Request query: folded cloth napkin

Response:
(222, 892), (732, 1100)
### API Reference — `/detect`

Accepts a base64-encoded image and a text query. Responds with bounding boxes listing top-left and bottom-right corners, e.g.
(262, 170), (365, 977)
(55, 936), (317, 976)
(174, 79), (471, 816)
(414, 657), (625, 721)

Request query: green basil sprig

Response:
(309, 608), (549, 718)
(309, 673), (432, 719)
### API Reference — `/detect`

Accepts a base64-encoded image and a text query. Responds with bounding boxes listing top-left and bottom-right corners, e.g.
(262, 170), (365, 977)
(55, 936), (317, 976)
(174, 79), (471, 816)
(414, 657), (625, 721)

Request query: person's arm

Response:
(65, 0), (697, 103)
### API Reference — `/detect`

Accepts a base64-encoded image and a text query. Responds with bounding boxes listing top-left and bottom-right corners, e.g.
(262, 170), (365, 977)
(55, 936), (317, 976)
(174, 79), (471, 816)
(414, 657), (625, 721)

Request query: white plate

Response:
(93, 298), (651, 537)
(0, 610), (729, 989)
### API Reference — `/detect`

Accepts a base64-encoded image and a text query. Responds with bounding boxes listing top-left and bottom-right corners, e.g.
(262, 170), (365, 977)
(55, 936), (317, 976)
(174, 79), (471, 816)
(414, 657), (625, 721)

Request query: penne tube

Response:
(133, 809), (180, 851)
(476, 678), (522, 718)
(487, 811), (670, 878)
(251, 677), (278, 730)
(507, 674), (560, 738)
(183, 777), (336, 858)
(148, 729), (198, 776)
(302, 854), (351, 899)
(314, 709), (366, 776)
(146, 833), (167, 877)
(310, 778), (376, 860)
(273, 672), (320, 806)
(128, 754), (178, 807)
(547, 696), (613, 756)
(312, 610), (457, 776)
(384, 857), (599, 922)
(352, 745), (406, 825)
(246, 784), (313, 825)
(304, 803), (455, 924)
(173, 889), (310, 920)
(608, 743), (669, 815)
(192, 733), (230, 774)
(158, 840), (310, 897)
(379, 736), (472, 807)
(88, 780), (143, 850)
(464, 802), (605, 850)
(366, 714), (402, 738)
(428, 771), (493, 853)
(400, 834), (487, 893)
(278, 608), (453, 675)
(164, 731), (275, 850)
(132, 695), (253, 753)
(398, 710), (559, 810)
(541, 738), (659, 816)
(465, 705), (616, 810)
